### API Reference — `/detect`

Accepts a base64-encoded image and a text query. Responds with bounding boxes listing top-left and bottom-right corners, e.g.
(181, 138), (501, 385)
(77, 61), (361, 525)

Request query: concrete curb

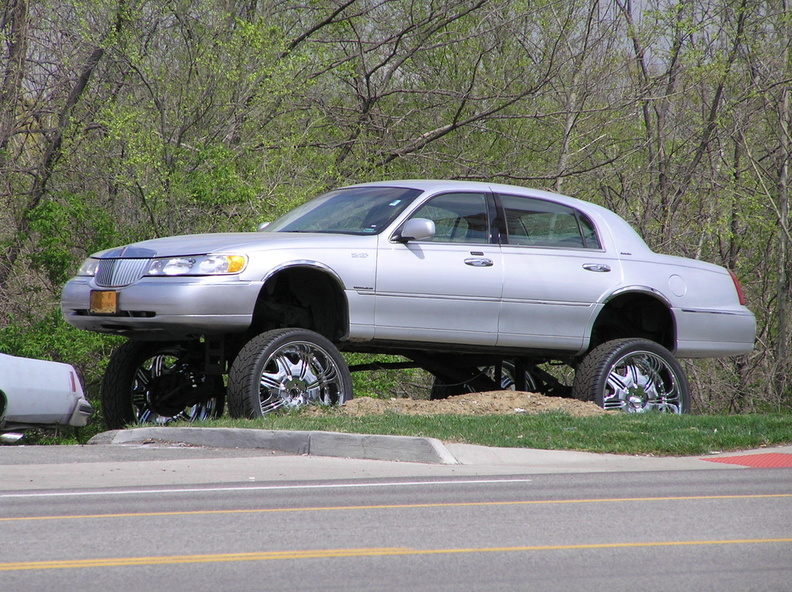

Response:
(89, 427), (459, 465)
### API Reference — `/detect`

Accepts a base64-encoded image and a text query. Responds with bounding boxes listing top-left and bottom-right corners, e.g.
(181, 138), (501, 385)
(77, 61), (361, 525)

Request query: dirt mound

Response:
(309, 391), (606, 417)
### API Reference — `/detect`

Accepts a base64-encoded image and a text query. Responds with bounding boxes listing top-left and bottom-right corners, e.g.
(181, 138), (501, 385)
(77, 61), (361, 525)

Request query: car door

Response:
(374, 191), (503, 346)
(496, 194), (622, 352)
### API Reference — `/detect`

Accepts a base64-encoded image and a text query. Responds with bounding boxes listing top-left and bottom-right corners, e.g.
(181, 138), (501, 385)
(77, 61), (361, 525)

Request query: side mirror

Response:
(397, 218), (435, 242)
(257, 222), (270, 232)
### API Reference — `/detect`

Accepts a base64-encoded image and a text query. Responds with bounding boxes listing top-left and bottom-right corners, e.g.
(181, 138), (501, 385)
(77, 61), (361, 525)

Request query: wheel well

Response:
(590, 292), (675, 352)
(250, 266), (348, 342)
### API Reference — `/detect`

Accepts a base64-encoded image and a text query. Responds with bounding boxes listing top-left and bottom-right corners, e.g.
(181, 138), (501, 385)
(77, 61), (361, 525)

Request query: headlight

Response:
(145, 254), (247, 276)
(77, 258), (100, 276)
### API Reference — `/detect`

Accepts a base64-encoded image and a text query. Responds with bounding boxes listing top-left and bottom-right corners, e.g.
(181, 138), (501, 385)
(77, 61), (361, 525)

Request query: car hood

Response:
(92, 232), (375, 258)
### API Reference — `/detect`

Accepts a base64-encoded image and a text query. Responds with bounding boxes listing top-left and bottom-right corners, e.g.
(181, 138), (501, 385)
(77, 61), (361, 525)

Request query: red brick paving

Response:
(701, 452), (792, 468)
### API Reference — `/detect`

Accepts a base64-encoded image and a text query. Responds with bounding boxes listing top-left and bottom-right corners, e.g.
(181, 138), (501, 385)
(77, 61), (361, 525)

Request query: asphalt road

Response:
(1, 433), (791, 591)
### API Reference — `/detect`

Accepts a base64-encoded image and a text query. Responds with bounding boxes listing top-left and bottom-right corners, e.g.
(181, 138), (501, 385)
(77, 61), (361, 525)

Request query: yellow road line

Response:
(2, 493), (790, 523)
(3, 539), (792, 571)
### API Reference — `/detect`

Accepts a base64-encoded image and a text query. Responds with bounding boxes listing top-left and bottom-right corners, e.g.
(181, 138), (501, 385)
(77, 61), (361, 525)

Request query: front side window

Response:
(500, 194), (600, 249)
(266, 186), (422, 235)
(407, 192), (490, 244)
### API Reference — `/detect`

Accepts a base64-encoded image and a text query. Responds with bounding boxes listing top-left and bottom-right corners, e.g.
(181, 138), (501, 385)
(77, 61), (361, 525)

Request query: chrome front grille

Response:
(95, 259), (151, 287)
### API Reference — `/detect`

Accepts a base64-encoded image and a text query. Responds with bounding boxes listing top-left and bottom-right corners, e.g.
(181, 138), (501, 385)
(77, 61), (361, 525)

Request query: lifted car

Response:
(61, 180), (755, 428)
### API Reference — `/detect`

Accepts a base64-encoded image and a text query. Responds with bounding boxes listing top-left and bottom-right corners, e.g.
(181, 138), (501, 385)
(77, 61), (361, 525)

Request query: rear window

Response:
(499, 194), (600, 249)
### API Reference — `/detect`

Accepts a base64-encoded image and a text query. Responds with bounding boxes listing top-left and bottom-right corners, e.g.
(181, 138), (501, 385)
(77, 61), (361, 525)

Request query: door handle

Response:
(583, 263), (611, 273)
(465, 258), (494, 267)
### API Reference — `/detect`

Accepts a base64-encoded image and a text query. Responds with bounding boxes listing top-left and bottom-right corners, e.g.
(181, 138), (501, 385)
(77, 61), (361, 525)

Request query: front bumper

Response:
(61, 276), (263, 338)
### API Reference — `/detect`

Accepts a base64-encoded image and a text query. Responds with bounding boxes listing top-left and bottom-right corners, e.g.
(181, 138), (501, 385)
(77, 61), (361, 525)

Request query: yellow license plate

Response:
(90, 291), (118, 314)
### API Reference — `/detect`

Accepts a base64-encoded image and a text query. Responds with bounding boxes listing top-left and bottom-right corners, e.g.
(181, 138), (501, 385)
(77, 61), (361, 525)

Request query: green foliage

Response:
(344, 354), (433, 400)
(25, 193), (118, 285)
(24, 202), (76, 288)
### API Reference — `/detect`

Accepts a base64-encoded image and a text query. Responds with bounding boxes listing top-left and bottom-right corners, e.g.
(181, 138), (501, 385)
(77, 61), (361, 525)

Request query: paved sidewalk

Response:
(95, 426), (792, 470)
(3, 428), (790, 493)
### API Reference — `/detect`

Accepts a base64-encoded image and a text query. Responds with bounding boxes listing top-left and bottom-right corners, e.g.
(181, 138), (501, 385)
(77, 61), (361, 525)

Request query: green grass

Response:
(21, 405), (792, 456)
(184, 411), (792, 457)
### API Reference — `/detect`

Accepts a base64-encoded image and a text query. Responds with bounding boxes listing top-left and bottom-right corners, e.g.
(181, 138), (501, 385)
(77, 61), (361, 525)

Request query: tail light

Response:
(729, 270), (746, 306)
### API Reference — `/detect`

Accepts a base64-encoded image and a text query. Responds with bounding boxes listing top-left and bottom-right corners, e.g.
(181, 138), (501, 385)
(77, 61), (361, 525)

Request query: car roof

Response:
(350, 178), (550, 194)
(346, 179), (653, 255)
(348, 179), (591, 209)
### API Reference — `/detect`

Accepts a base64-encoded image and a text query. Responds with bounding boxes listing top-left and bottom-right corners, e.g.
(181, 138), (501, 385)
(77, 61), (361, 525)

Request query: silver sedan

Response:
(61, 180), (755, 427)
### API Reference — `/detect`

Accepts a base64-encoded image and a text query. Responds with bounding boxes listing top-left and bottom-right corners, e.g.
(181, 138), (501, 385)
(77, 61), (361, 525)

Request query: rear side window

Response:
(499, 194), (600, 249)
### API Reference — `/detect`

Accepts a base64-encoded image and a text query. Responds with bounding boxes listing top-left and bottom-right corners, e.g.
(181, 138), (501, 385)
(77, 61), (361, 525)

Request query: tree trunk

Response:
(0, 2), (125, 288)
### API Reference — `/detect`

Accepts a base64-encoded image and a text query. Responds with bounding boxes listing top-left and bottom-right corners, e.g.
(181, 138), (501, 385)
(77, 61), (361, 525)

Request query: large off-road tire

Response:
(101, 340), (225, 430)
(572, 338), (690, 413)
(227, 328), (352, 418)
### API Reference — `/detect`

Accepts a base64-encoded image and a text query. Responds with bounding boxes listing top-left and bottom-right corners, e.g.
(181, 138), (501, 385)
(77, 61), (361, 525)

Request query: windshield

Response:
(266, 186), (423, 235)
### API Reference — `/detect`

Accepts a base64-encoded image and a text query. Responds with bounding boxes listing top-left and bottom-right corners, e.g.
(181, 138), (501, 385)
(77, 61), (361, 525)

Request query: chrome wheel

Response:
(430, 362), (538, 399)
(488, 362), (539, 392)
(257, 341), (345, 413)
(131, 351), (224, 423)
(603, 350), (684, 412)
(228, 328), (352, 418)
(102, 341), (225, 429)
(573, 338), (690, 413)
